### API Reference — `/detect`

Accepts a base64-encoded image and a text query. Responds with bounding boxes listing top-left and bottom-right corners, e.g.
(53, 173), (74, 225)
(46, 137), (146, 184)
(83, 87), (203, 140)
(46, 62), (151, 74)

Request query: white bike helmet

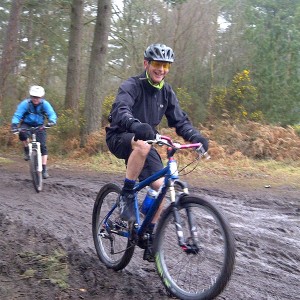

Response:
(29, 85), (45, 97)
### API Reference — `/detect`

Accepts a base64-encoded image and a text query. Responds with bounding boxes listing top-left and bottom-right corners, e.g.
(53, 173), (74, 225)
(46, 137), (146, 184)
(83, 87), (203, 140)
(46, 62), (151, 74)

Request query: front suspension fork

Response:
(170, 185), (199, 253)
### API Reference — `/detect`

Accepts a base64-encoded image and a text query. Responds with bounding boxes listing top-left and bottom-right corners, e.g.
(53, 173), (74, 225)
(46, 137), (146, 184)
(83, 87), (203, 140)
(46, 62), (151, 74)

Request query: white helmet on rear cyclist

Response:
(29, 85), (45, 98)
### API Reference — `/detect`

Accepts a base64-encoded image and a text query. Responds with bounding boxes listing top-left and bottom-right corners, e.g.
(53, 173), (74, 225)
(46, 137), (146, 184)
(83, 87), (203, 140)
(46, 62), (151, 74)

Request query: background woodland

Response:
(1, 0), (300, 161)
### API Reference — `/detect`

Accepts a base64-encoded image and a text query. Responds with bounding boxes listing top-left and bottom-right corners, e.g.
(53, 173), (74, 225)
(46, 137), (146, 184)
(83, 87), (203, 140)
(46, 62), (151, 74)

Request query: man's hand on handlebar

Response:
(190, 134), (209, 152)
(131, 122), (155, 141)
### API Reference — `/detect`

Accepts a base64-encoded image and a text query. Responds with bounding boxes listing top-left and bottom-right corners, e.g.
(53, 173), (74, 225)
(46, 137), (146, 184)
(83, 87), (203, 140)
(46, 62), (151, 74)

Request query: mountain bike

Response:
(13, 126), (49, 193)
(92, 134), (236, 300)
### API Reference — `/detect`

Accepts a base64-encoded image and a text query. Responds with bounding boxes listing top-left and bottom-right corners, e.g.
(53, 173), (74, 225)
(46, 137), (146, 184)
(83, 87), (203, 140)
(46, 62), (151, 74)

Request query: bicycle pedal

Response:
(137, 239), (147, 249)
(143, 247), (155, 262)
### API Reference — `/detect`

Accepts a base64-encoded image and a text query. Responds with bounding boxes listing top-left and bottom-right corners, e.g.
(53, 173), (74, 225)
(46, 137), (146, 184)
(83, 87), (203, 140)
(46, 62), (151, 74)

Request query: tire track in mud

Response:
(189, 185), (300, 300)
(0, 160), (299, 299)
(0, 165), (169, 299)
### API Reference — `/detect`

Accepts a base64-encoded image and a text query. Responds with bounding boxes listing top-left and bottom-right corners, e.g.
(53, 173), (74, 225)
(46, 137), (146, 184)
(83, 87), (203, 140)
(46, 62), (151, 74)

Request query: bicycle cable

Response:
(177, 156), (200, 176)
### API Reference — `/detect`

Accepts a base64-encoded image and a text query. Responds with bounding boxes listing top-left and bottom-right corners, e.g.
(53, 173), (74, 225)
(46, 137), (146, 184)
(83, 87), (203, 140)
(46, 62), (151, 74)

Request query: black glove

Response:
(191, 134), (209, 152)
(130, 122), (155, 141)
(46, 122), (55, 127)
(11, 124), (18, 132)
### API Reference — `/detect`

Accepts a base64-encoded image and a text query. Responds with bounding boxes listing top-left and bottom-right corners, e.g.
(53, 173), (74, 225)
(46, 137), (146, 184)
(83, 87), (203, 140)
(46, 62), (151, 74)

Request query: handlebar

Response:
(146, 134), (211, 160)
(11, 125), (51, 134)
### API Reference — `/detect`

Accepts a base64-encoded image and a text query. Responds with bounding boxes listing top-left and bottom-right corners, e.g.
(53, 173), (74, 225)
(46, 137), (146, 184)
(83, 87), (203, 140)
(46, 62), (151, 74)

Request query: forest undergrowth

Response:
(1, 121), (299, 190)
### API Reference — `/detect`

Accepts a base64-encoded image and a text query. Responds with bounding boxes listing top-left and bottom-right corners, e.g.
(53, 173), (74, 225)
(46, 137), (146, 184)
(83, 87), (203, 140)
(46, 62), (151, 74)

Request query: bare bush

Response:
(208, 121), (300, 161)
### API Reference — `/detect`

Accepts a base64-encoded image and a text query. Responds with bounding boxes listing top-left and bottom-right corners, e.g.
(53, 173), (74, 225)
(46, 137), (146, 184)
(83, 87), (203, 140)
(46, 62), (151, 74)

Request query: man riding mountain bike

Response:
(105, 43), (209, 260)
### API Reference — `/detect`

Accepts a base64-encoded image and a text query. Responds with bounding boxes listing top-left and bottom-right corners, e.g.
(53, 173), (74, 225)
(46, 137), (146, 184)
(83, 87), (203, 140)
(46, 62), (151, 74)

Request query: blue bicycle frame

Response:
(134, 159), (179, 234)
(103, 158), (181, 239)
(102, 134), (206, 240)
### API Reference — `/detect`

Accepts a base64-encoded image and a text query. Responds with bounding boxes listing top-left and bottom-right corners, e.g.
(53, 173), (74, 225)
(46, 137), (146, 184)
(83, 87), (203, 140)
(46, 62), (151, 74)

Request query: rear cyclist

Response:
(11, 85), (57, 179)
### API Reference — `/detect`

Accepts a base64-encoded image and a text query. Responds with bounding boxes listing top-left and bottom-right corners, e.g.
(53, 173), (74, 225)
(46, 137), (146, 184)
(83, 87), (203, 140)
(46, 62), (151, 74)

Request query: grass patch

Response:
(89, 152), (126, 173)
(50, 152), (126, 174)
(49, 152), (300, 191)
(0, 156), (14, 164)
(18, 250), (69, 289)
(173, 156), (300, 191)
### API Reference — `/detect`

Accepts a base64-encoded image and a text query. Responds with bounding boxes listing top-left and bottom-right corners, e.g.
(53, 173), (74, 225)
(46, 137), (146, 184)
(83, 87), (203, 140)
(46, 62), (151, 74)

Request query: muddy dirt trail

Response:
(0, 156), (299, 300)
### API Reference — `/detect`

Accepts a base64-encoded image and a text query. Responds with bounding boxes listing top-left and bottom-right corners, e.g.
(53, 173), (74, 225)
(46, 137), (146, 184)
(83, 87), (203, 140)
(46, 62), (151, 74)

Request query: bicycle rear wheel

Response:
(154, 196), (236, 300)
(92, 183), (135, 270)
(29, 150), (42, 192)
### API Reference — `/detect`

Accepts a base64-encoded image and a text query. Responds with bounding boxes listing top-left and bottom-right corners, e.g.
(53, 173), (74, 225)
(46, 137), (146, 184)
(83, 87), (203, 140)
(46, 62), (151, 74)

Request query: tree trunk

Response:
(82, 0), (112, 140)
(0, 0), (25, 114)
(65, 0), (84, 116)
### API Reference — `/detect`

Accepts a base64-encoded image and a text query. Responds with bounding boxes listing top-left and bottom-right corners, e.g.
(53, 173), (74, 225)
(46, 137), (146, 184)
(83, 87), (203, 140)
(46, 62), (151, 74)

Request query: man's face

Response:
(31, 96), (41, 105)
(144, 60), (171, 84)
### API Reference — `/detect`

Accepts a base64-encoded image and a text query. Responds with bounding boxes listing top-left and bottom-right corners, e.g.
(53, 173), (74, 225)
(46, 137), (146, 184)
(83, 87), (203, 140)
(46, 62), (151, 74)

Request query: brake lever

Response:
(196, 145), (211, 160)
(145, 133), (162, 145)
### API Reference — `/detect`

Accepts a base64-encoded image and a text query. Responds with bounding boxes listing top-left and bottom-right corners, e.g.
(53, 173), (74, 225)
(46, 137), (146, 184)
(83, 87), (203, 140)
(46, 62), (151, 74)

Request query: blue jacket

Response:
(12, 98), (57, 126)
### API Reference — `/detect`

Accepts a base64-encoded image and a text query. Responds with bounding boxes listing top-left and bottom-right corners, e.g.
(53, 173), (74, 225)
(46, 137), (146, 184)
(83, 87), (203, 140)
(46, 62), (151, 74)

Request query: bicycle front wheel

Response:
(29, 150), (42, 192)
(92, 183), (135, 270)
(155, 196), (236, 300)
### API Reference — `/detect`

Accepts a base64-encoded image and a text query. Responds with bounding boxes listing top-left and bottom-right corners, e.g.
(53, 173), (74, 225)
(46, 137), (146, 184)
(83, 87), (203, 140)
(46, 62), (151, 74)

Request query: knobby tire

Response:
(92, 183), (135, 270)
(29, 150), (42, 193)
(154, 195), (236, 300)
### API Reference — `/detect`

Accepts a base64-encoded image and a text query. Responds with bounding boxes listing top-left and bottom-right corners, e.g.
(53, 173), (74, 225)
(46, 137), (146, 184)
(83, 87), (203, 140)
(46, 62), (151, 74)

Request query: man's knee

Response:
(132, 140), (151, 156)
(152, 178), (164, 191)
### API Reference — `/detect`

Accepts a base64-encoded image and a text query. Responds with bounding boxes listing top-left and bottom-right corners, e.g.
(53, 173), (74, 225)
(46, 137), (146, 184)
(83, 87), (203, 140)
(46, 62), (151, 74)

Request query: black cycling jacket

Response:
(106, 71), (199, 141)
